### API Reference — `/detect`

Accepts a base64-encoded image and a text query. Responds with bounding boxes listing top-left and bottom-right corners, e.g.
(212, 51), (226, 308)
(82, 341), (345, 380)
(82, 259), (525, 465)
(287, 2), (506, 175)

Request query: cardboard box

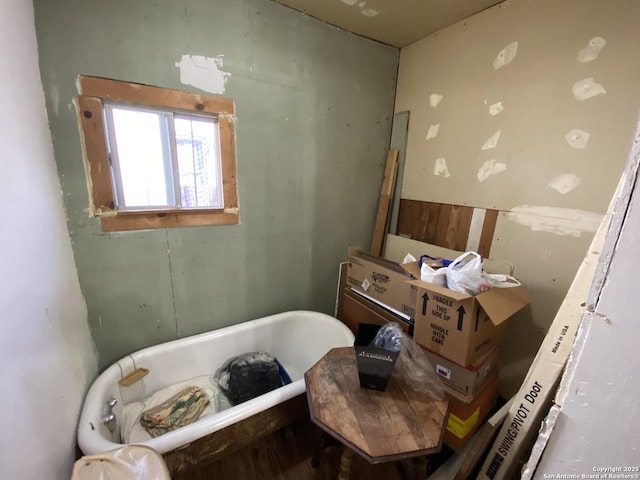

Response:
(407, 264), (530, 366)
(339, 288), (412, 335)
(444, 373), (499, 452)
(346, 247), (418, 319)
(424, 347), (500, 402)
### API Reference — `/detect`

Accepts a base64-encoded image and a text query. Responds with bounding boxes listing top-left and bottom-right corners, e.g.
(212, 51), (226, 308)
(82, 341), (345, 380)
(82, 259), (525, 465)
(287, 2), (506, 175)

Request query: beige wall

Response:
(395, 0), (640, 395)
(533, 120), (640, 478)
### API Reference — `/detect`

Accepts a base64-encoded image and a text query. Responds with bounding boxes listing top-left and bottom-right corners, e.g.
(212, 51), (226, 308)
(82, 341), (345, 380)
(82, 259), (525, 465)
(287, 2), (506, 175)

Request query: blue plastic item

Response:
(419, 254), (452, 268)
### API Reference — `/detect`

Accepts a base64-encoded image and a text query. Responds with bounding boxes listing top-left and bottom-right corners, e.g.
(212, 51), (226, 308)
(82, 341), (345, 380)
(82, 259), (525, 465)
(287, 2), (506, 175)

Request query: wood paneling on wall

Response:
(397, 199), (498, 258)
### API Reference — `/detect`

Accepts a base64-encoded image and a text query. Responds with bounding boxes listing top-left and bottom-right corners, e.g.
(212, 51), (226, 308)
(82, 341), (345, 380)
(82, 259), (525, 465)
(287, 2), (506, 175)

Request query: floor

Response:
(171, 418), (455, 480)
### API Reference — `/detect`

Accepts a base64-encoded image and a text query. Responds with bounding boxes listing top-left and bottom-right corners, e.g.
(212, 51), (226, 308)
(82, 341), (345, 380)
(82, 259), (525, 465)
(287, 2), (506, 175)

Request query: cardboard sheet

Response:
(477, 187), (616, 480)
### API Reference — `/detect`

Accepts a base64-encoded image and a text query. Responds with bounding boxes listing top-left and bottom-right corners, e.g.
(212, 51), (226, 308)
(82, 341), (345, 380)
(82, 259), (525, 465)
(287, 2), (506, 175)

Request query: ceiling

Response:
(273, 0), (504, 48)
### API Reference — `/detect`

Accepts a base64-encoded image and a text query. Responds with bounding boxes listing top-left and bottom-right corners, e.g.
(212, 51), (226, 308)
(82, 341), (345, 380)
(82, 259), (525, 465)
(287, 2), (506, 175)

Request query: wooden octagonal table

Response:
(305, 347), (449, 480)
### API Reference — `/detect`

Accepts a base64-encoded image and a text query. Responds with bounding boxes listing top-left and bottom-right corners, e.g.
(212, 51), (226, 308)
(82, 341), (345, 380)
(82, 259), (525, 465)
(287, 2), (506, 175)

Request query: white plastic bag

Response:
(446, 251), (487, 295)
(421, 262), (447, 287)
(403, 253), (417, 264)
(446, 251), (522, 295)
(482, 273), (521, 288)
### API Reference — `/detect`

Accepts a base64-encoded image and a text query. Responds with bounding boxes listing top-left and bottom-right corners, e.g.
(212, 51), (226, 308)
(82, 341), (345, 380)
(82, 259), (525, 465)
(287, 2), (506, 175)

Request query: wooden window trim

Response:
(76, 76), (238, 232)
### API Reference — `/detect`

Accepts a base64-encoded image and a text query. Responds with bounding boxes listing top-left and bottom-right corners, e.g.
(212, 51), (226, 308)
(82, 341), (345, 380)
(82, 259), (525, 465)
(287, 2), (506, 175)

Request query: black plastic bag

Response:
(215, 352), (285, 405)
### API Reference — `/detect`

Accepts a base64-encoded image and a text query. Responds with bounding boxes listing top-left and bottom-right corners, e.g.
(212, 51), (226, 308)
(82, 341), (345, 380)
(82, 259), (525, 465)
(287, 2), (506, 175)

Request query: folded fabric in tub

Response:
(121, 375), (231, 444)
(140, 385), (209, 438)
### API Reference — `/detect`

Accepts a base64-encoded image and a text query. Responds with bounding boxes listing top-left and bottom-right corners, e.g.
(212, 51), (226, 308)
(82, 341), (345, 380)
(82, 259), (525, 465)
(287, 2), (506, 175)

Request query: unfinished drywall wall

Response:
(33, 0), (398, 368)
(531, 117), (640, 476)
(394, 0), (640, 395)
(0, 1), (97, 478)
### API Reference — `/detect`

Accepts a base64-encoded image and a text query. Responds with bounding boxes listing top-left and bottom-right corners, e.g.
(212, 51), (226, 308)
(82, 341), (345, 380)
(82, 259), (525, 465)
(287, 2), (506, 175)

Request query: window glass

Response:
(108, 106), (176, 209)
(174, 115), (223, 209)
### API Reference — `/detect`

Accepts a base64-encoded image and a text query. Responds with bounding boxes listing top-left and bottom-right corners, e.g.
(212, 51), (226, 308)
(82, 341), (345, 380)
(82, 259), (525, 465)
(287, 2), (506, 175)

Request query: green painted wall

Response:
(33, 0), (398, 369)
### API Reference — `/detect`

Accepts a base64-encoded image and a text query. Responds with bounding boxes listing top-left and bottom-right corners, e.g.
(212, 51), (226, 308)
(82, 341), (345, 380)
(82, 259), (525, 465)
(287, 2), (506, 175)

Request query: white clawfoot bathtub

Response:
(78, 310), (354, 457)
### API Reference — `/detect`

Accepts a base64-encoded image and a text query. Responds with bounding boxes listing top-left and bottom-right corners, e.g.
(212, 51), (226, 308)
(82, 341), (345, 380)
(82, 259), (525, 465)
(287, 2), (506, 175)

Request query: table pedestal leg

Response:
(338, 446), (355, 480)
(311, 433), (336, 480)
(415, 455), (428, 479)
(398, 456), (428, 480)
(311, 433), (326, 469)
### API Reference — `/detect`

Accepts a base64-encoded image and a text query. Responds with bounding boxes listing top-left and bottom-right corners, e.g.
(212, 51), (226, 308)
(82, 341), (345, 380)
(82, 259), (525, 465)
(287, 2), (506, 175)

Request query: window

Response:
(76, 76), (238, 231)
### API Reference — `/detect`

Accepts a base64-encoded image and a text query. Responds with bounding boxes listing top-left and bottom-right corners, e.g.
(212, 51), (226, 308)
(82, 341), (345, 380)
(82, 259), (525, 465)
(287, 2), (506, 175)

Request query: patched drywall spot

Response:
(507, 205), (602, 237)
(358, 1), (366, 6)
(362, 8), (378, 16)
(340, 0), (359, 5)
(572, 77), (606, 101)
(175, 54), (229, 95)
(425, 123), (440, 141)
(430, 93), (443, 108)
(565, 129), (590, 149)
(548, 173), (581, 194)
(49, 84), (60, 117)
(577, 37), (606, 63)
(481, 130), (501, 150)
(477, 159), (507, 182)
(489, 101), (504, 116)
(493, 41), (518, 70)
(434, 158), (450, 178)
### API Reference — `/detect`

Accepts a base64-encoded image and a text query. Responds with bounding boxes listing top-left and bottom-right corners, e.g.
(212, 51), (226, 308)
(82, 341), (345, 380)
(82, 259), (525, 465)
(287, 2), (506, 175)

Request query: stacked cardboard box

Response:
(345, 247), (531, 450)
(346, 248), (529, 364)
(339, 287), (412, 335)
(345, 246), (418, 319)
(401, 261), (530, 367)
(445, 373), (499, 451)
(423, 347), (500, 404)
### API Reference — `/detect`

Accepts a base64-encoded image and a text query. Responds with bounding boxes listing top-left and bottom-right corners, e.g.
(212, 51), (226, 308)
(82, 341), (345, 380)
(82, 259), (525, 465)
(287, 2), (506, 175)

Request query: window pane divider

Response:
(103, 104), (127, 209)
(166, 113), (183, 209)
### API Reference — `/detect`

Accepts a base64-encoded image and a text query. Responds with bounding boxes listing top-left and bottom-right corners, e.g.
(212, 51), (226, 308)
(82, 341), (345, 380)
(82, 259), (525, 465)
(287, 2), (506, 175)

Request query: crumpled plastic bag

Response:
(369, 322), (402, 352)
(402, 253), (448, 286)
(447, 251), (521, 295)
(446, 251), (487, 295)
(483, 272), (521, 288)
(370, 323), (445, 401)
(403, 253), (417, 264)
(421, 262), (447, 286)
(214, 352), (284, 405)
